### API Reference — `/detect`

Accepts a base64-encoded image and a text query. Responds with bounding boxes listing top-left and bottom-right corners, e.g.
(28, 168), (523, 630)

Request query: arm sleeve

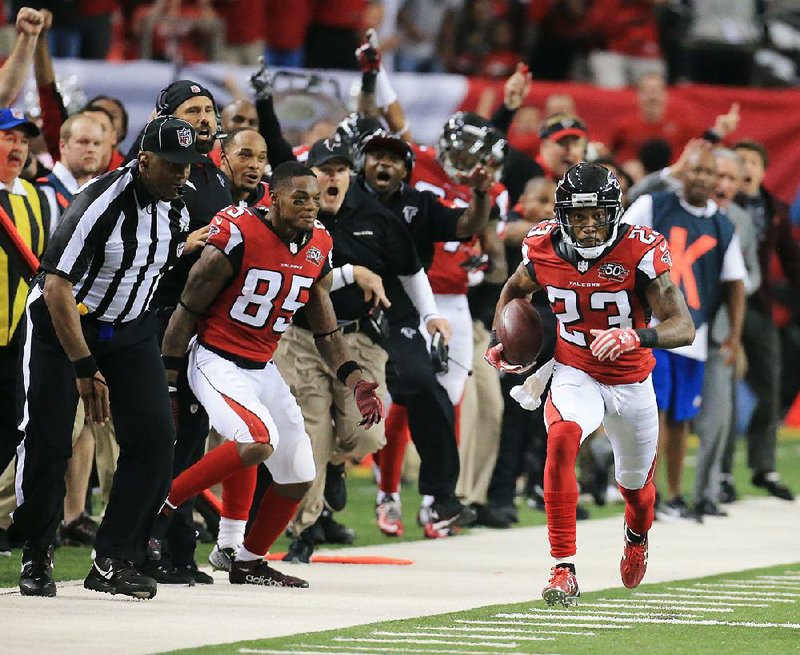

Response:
(256, 96), (297, 168)
(490, 104), (516, 134)
(399, 267), (439, 319)
(37, 82), (67, 159)
(622, 194), (654, 228)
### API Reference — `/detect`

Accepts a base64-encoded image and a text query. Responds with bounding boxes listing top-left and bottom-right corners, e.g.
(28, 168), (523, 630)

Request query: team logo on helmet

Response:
(177, 127), (193, 147)
(306, 246), (324, 265)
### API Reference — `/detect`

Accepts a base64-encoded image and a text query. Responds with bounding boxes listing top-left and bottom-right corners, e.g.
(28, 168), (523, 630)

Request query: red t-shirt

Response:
(312, 0), (366, 29)
(265, 0), (312, 50)
(216, 0), (267, 46)
(198, 205), (332, 364)
(522, 220), (672, 385)
(609, 111), (697, 164)
(584, 0), (660, 58)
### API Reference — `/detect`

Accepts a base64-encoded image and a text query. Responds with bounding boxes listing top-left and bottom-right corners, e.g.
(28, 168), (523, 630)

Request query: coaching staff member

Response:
(13, 116), (206, 599)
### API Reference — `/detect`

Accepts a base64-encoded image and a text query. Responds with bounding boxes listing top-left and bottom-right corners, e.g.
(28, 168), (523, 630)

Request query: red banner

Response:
(459, 79), (800, 203)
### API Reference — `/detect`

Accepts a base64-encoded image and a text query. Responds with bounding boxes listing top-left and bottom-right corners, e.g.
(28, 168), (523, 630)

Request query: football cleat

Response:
(542, 565), (580, 607)
(620, 526), (649, 589)
(19, 545), (56, 597)
(282, 532), (315, 564)
(375, 498), (404, 537)
(417, 497), (476, 539)
(84, 557), (157, 599)
(229, 559), (309, 588)
(208, 544), (236, 573)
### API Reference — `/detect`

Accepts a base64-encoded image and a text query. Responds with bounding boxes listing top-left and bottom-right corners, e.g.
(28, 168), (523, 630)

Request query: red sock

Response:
(169, 441), (244, 508)
(242, 484), (301, 557)
(222, 465), (258, 520)
(619, 458), (657, 536)
(543, 420), (582, 559)
(453, 401), (461, 446)
(378, 404), (410, 495)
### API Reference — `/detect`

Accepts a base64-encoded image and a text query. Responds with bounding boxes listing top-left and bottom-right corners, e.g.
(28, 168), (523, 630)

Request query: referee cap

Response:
(140, 116), (207, 164)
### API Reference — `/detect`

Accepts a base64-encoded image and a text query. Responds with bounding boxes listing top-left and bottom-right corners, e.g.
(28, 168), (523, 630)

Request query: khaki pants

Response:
(91, 415), (119, 508)
(0, 401), (88, 530)
(456, 321), (504, 505)
(274, 326), (388, 535)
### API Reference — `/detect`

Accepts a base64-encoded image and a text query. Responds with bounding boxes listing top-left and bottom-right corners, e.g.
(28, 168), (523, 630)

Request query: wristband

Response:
(342, 264), (355, 285)
(336, 360), (362, 385)
(162, 355), (184, 371)
(635, 327), (659, 348)
(73, 355), (99, 378)
(179, 299), (204, 318)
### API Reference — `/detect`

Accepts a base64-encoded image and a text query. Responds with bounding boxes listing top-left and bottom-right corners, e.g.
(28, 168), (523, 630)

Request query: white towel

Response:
(509, 358), (555, 411)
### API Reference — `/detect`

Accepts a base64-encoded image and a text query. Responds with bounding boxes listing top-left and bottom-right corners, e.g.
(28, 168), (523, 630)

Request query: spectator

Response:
(608, 72), (696, 167)
(623, 148), (746, 520)
(724, 140), (800, 501)
(480, 17), (519, 79)
(525, 0), (588, 81)
(396, 0), (461, 73)
(535, 113), (589, 181)
(215, 0), (266, 65)
(305, 0), (367, 70)
(363, 0), (403, 71)
(584, 0), (665, 88)
(450, 0), (494, 75)
(76, 106), (116, 171)
(685, 0), (763, 86)
(264, 0), (311, 68)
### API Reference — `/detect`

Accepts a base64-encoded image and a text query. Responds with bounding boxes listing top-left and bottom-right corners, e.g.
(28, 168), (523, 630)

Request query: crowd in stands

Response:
(0, 4), (798, 599)
(1, 2), (800, 87)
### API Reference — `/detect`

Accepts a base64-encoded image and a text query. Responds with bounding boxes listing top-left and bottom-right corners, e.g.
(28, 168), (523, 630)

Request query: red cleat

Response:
(620, 529), (649, 589)
(542, 565), (580, 607)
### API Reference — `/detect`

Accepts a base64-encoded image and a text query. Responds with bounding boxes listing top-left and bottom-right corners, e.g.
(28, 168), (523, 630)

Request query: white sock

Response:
(235, 546), (262, 562)
(421, 495), (434, 509)
(377, 491), (401, 504)
(217, 518), (247, 550)
(553, 556), (576, 570)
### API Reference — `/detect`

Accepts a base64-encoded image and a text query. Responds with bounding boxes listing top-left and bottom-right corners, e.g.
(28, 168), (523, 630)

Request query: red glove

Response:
(356, 40), (381, 74)
(484, 341), (534, 375)
(590, 328), (640, 362)
(354, 380), (384, 429)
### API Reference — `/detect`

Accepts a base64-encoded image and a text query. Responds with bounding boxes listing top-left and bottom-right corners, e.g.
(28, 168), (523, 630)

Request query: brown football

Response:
(496, 298), (544, 367)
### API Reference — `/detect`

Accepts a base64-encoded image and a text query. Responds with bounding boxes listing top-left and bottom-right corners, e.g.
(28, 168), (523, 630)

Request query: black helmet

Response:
(335, 112), (387, 161)
(554, 162), (624, 259)
(438, 111), (506, 182)
(356, 129), (415, 180)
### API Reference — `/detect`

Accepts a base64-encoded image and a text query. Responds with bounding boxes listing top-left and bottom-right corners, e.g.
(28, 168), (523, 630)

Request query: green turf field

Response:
(1, 433), (797, 588)
(164, 562), (800, 655)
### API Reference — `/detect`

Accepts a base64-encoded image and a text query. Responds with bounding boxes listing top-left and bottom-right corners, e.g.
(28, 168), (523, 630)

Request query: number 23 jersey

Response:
(198, 205), (333, 364)
(522, 220), (672, 385)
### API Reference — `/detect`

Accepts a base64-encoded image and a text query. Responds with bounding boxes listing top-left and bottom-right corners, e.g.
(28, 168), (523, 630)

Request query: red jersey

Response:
(522, 220), (672, 385)
(411, 144), (508, 295)
(198, 205), (332, 364)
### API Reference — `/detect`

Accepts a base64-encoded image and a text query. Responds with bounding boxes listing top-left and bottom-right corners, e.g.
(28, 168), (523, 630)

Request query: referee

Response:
(13, 116), (206, 599)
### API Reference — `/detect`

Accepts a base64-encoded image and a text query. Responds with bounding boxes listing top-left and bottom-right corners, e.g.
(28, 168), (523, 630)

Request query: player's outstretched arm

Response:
(162, 246), (233, 383)
(590, 273), (695, 362)
(307, 272), (384, 428)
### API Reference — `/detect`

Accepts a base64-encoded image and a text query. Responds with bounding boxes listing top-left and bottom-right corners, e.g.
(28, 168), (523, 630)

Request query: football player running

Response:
(153, 161), (383, 588)
(486, 163), (695, 606)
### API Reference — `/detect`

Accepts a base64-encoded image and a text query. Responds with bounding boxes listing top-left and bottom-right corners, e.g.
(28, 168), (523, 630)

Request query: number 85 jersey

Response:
(198, 205), (333, 365)
(522, 220), (672, 385)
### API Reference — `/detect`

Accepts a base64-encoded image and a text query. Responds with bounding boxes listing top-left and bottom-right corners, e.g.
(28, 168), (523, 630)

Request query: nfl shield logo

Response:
(577, 259), (589, 273)
(177, 127), (193, 148)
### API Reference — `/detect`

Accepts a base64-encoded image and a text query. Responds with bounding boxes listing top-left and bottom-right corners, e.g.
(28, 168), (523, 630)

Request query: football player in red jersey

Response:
(486, 163), (695, 605)
(152, 161), (383, 588)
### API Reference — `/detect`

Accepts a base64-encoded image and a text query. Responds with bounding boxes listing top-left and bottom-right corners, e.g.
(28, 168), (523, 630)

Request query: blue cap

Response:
(0, 108), (40, 137)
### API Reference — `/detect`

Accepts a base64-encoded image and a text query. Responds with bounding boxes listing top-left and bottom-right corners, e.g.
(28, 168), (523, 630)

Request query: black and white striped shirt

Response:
(41, 161), (191, 324)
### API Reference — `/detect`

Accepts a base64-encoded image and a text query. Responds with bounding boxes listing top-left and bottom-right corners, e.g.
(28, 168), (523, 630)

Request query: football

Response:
(496, 298), (544, 367)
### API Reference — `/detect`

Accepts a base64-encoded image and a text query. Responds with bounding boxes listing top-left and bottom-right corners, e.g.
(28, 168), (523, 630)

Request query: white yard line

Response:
(413, 625), (598, 637)
(0, 496), (797, 655)
(497, 611), (800, 629)
(334, 637), (522, 648)
(368, 630), (556, 641)
(296, 646), (532, 655)
(594, 597), (768, 608)
(636, 592), (795, 604)
(457, 619), (631, 630)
